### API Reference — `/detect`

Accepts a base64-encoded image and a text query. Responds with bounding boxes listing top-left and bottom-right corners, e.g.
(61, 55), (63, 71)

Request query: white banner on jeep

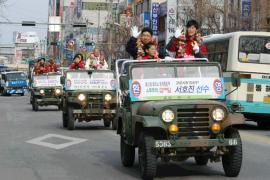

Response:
(65, 78), (116, 90)
(129, 78), (224, 102)
(33, 75), (61, 87)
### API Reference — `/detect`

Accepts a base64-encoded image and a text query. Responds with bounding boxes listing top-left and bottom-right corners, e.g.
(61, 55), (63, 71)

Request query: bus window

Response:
(206, 40), (229, 71)
(239, 36), (270, 64)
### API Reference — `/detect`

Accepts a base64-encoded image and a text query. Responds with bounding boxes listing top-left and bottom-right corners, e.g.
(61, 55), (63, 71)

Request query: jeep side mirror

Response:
(60, 76), (65, 85)
(231, 72), (241, 87)
(119, 76), (129, 91)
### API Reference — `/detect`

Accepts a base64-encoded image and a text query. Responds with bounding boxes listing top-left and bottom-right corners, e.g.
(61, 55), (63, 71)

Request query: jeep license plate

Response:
(228, 138), (238, 146)
(155, 140), (172, 148)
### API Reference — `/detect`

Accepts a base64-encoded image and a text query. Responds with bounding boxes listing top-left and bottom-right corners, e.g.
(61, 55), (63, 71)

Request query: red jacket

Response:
(47, 63), (58, 72)
(167, 34), (208, 58)
(34, 65), (48, 75)
(69, 61), (85, 70)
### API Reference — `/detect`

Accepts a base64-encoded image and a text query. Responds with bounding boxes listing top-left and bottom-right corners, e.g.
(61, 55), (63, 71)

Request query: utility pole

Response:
(224, 0), (228, 33)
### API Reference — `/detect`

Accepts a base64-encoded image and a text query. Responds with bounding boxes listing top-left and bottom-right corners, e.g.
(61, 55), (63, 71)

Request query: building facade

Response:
(251, 0), (270, 31)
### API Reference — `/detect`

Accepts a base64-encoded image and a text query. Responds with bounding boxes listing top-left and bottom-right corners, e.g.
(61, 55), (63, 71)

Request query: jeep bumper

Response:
(37, 97), (62, 105)
(155, 138), (240, 148)
(73, 109), (116, 114)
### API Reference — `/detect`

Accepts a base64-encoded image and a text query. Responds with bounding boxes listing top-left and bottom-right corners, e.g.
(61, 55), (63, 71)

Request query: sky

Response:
(0, 0), (49, 44)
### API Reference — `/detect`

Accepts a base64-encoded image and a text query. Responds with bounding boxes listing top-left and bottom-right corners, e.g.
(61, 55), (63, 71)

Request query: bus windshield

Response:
(6, 72), (27, 80)
(239, 36), (270, 64)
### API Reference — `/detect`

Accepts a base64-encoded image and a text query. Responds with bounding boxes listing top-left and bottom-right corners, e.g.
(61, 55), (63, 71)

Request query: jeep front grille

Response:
(177, 107), (210, 139)
(44, 89), (54, 96)
(88, 93), (103, 109)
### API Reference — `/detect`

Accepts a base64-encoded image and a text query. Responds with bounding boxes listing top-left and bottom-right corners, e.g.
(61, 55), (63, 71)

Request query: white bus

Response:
(204, 31), (270, 127)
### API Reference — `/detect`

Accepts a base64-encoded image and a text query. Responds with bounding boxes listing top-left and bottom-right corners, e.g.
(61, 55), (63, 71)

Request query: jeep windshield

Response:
(65, 71), (115, 91)
(33, 75), (61, 87)
(131, 65), (220, 79)
(6, 72), (27, 81)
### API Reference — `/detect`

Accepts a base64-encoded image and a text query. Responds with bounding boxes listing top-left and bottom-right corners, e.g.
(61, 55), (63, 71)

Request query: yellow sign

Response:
(263, 96), (270, 104)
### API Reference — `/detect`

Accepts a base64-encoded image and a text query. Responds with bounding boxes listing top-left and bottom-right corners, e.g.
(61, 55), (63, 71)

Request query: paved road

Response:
(1, 95), (270, 180)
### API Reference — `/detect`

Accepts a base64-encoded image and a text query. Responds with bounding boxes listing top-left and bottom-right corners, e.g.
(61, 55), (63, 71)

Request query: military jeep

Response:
(62, 70), (117, 130)
(30, 73), (63, 111)
(116, 59), (244, 179)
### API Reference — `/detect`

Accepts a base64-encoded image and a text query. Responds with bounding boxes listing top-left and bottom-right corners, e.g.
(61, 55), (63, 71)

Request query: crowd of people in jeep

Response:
(33, 19), (206, 74)
(126, 19), (207, 61)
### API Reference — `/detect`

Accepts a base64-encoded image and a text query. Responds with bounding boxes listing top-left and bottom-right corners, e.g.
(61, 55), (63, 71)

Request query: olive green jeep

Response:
(30, 73), (63, 111)
(115, 59), (244, 180)
(62, 70), (117, 130)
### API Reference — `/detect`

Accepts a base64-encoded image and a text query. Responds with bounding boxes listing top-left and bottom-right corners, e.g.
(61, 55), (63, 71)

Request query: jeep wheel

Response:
(222, 128), (242, 177)
(30, 94), (33, 104)
(138, 133), (157, 180)
(62, 111), (68, 128)
(257, 121), (270, 128)
(67, 107), (75, 130)
(32, 98), (38, 111)
(104, 119), (111, 128)
(112, 118), (118, 130)
(120, 136), (135, 167)
(194, 156), (208, 166)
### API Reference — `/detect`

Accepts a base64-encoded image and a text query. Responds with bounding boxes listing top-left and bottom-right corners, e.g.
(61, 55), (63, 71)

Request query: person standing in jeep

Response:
(166, 19), (207, 58)
(69, 55), (85, 70)
(34, 58), (48, 75)
(126, 27), (160, 60)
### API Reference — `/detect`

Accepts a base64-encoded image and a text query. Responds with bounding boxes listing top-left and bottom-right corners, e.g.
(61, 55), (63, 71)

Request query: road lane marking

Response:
(26, 134), (88, 150)
(240, 131), (270, 146)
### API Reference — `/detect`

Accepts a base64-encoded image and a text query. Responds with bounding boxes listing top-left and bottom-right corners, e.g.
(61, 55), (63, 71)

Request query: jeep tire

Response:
(112, 117), (118, 130)
(62, 111), (68, 128)
(138, 133), (157, 180)
(120, 136), (135, 167)
(104, 119), (111, 128)
(222, 128), (242, 177)
(32, 97), (38, 111)
(67, 107), (75, 130)
(195, 156), (208, 166)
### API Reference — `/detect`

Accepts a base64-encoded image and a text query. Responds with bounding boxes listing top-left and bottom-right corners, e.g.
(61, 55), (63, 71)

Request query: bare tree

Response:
(178, 0), (241, 34)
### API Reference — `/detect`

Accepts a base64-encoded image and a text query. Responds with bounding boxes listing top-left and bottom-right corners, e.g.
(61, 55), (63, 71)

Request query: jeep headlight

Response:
(212, 108), (225, 121)
(104, 94), (112, 101)
(78, 94), (86, 101)
(55, 88), (61, 95)
(40, 89), (45, 94)
(161, 109), (175, 123)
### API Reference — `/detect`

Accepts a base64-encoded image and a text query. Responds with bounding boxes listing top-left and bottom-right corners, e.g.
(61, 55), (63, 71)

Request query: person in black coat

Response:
(126, 26), (163, 59)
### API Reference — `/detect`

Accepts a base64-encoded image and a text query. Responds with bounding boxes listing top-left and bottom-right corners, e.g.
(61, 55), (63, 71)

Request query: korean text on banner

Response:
(166, 0), (177, 44)
(152, 2), (159, 36)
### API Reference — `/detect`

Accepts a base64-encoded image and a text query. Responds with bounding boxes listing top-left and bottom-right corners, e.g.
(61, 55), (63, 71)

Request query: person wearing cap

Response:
(166, 19), (207, 58)
(34, 58), (48, 75)
(126, 26), (160, 60)
(47, 58), (58, 73)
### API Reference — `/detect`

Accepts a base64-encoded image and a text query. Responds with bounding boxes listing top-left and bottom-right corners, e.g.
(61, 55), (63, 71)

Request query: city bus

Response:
(204, 31), (270, 127)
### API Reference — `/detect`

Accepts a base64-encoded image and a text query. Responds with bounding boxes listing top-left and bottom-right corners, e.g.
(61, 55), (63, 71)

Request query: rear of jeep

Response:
(116, 59), (244, 180)
(62, 70), (117, 130)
